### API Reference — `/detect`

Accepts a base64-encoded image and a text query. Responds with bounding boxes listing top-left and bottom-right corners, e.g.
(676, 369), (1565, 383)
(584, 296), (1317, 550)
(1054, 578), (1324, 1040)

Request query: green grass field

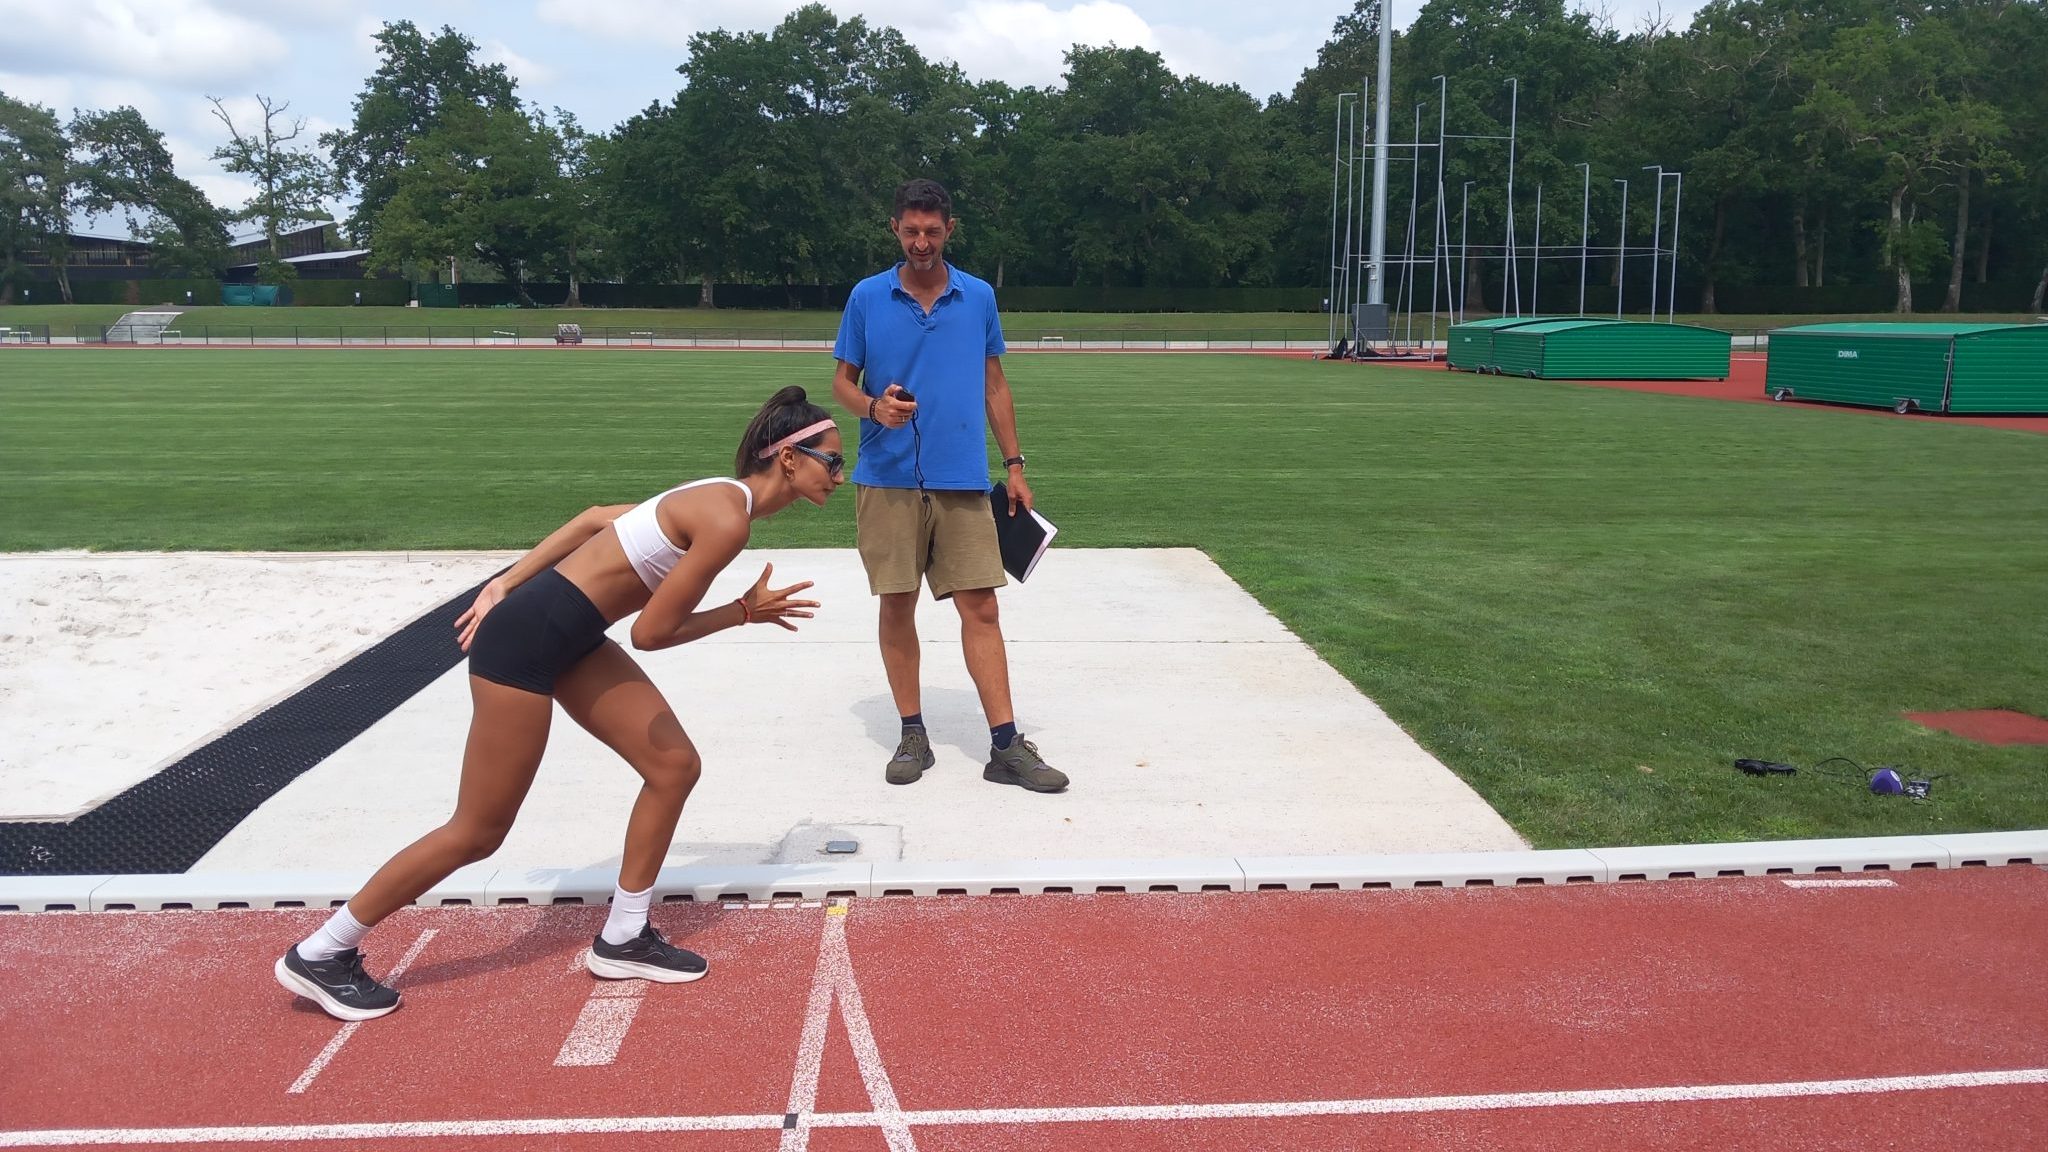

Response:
(3, 303), (2040, 343)
(3, 347), (2044, 848)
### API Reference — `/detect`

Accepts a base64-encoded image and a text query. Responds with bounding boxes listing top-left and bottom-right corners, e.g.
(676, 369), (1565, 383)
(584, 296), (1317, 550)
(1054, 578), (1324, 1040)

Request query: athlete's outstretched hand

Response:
(455, 577), (508, 652)
(741, 563), (818, 632)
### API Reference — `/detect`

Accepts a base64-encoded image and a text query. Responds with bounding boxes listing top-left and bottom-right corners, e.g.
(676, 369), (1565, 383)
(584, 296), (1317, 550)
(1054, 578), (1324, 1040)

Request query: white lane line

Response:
(554, 992), (647, 1067)
(823, 911), (917, 1152)
(778, 899), (919, 1151)
(285, 929), (438, 1095)
(777, 902), (848, 1152)
(1782, 878), (1897, 888)
(812, 1066), (2048, 1126)
(12, 1068), (2046, 1145)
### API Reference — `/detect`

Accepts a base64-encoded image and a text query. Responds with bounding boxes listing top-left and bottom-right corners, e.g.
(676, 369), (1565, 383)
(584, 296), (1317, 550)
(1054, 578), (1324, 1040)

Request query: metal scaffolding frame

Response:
(1329, 70), (1686, 359)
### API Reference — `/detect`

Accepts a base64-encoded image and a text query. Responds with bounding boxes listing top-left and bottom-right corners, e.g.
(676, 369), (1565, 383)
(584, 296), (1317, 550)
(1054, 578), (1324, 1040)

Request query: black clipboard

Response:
(989, 482), (1057, 582)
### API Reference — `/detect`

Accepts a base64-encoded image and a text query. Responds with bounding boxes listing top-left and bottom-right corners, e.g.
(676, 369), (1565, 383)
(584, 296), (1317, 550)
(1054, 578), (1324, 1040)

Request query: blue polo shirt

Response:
(834, 262), (1006, 491)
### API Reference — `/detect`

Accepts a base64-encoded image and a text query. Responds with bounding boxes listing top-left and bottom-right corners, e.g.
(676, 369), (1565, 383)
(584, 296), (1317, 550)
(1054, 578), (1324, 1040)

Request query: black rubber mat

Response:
(0, 575), (495, 876)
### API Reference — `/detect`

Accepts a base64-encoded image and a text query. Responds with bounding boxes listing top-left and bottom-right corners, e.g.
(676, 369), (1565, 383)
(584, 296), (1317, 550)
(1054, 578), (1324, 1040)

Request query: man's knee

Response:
(879, 590), (919, 625)
(952, 588), (1000, 628)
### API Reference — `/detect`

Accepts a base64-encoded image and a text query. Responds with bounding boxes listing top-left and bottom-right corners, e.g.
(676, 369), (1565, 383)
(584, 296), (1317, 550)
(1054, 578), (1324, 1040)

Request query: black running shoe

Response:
(274, 946), (401, 1021)
(586, 923), (709, 984)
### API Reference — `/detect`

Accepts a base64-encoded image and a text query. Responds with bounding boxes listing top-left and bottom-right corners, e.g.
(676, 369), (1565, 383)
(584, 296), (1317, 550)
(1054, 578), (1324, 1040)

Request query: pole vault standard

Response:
(1438, 83), (1518, 324)
(1577, 163), (1590, 316)
(1459, 181), (1473, 323)
(1432, 75), (1448, 338)
(1614, 177), (1629, 319)
(1501, 78), (1519, 317)
(1667, 171), (1682, 323)
(1403, 102), (1423, 348)
(1326, 91), (1358, 353)
(1643, 164), (1665, 319)
(1327, 62), (1444, 360)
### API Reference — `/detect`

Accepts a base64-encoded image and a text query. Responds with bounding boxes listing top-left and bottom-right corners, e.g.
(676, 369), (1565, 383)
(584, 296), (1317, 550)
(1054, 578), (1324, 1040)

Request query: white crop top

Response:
(610, 477), (753, 592)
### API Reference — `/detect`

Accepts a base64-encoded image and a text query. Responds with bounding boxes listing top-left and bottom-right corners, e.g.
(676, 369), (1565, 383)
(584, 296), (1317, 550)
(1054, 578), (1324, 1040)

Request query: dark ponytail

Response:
(736, 386), (834, 477)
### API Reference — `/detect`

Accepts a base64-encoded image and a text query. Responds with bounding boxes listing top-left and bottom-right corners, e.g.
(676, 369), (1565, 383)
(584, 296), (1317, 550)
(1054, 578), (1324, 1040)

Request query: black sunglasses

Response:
(792, 443), (845, 477)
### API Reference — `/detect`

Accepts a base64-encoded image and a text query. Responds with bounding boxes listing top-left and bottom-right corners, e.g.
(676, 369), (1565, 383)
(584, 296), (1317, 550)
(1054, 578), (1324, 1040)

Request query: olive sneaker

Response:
(274, 946), (401, 1022)
(886, 726), (936, 785)
(983, 737), (1068, 793)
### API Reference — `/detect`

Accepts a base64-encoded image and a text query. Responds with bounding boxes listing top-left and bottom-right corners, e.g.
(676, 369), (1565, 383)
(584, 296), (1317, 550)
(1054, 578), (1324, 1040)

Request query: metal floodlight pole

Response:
(1577, 163), (1590, 317)
(1532, 183), (1542, 316)
(1643, 165), (1664, 320)
(1367, 0), (1394, 307)
(1614, 178), (1629, 319)
(1503, 78), (1519, 317)
(1668, 171), (1683, 324)
(1460, 180), (1474, 323)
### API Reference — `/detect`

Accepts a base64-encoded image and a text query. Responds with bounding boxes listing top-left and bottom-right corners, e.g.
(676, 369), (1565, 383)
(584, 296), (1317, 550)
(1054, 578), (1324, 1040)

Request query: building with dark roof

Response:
(223, 221), (369, 281)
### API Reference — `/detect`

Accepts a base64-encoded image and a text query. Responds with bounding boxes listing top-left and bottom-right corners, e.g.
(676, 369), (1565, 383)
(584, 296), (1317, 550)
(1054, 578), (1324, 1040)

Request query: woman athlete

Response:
(275, 386), (845, 1020)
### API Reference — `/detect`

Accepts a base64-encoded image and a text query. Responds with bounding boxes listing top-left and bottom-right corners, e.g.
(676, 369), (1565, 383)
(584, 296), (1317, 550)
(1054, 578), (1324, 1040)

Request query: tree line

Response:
(4, 0), (2044, 311)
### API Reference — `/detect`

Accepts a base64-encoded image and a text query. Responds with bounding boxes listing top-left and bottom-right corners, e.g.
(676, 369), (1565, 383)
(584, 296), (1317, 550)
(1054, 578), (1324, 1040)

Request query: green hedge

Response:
(50, 279), (224, 306)
(282, 279), (411, 307)
(422, 282), (838, 309)
(21, 277), (411, 308)
(411, 281), (1326, 312)
(993, 285), (1323, 312)
(1582, 281), (2037, 315)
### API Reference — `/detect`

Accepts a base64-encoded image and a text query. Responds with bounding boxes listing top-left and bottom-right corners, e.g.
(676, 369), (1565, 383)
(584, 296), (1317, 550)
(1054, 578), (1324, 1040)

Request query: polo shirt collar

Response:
(889, 262), (963, 303)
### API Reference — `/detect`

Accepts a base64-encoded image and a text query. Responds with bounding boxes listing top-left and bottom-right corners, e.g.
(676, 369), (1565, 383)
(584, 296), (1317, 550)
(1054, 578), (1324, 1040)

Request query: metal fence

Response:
(14, 322), (1785, 352)
(54, 323), (1338, 351)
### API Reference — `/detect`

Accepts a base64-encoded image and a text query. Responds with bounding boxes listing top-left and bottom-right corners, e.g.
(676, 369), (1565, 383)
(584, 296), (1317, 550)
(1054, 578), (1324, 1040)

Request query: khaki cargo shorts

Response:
(855, 485), (1007, 600)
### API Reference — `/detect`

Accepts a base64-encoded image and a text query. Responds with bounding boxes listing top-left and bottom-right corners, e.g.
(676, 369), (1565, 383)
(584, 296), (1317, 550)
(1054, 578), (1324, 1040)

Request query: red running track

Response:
(3, 868), (2046, 1149)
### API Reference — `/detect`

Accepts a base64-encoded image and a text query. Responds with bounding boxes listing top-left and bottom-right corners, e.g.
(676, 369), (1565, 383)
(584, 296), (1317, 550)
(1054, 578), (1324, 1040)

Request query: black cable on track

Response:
(0, 575), (495, 876)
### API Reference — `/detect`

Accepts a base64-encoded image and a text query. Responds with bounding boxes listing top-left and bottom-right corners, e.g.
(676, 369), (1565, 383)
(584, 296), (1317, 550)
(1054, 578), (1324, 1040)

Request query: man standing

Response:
(830, 178), (1068, 794)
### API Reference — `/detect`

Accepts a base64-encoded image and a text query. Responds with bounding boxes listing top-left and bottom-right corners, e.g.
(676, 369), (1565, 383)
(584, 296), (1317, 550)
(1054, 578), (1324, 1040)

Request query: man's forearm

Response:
(986, 381), (1022, 459)
(832, 366), (870, 418)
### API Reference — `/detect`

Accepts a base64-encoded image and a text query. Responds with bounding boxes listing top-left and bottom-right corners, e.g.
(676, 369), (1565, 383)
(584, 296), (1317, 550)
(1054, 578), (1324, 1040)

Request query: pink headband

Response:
(757, 418), (838, 459)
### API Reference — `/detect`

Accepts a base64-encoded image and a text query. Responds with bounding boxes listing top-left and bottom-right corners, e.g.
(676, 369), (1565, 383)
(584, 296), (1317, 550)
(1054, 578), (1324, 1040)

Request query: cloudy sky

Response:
(0, 0), (1697, 227)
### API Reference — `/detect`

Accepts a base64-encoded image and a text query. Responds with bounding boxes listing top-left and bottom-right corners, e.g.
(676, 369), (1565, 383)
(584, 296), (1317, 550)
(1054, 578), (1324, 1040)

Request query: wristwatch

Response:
(1003, 455), (1026, 470)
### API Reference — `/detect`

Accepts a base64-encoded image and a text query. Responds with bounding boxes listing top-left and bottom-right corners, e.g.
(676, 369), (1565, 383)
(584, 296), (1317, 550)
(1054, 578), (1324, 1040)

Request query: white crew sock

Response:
(296, 904), (371, 962)
(600, 883), (656, 946)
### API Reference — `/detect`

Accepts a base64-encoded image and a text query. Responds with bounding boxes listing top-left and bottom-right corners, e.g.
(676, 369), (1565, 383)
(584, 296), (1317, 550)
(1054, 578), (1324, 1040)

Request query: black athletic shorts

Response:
(467, 568), (611, 695)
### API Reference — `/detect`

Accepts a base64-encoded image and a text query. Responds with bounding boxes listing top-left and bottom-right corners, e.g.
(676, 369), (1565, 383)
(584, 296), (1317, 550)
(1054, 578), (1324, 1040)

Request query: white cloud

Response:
(1150, 22), (1301, 94)
(916, 1), (1159, 88)
(214, 0), (357, 24)
(533, 0), (1168, 88)
(0, 70), (77, 112)
(483, 40), (557, 86)
(349, 15), (390, 66)
(0, 0), (292, 88)
(165, 132), (261, 208)
(533, 0), (799, 47)
(0, 69), (181, 129)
